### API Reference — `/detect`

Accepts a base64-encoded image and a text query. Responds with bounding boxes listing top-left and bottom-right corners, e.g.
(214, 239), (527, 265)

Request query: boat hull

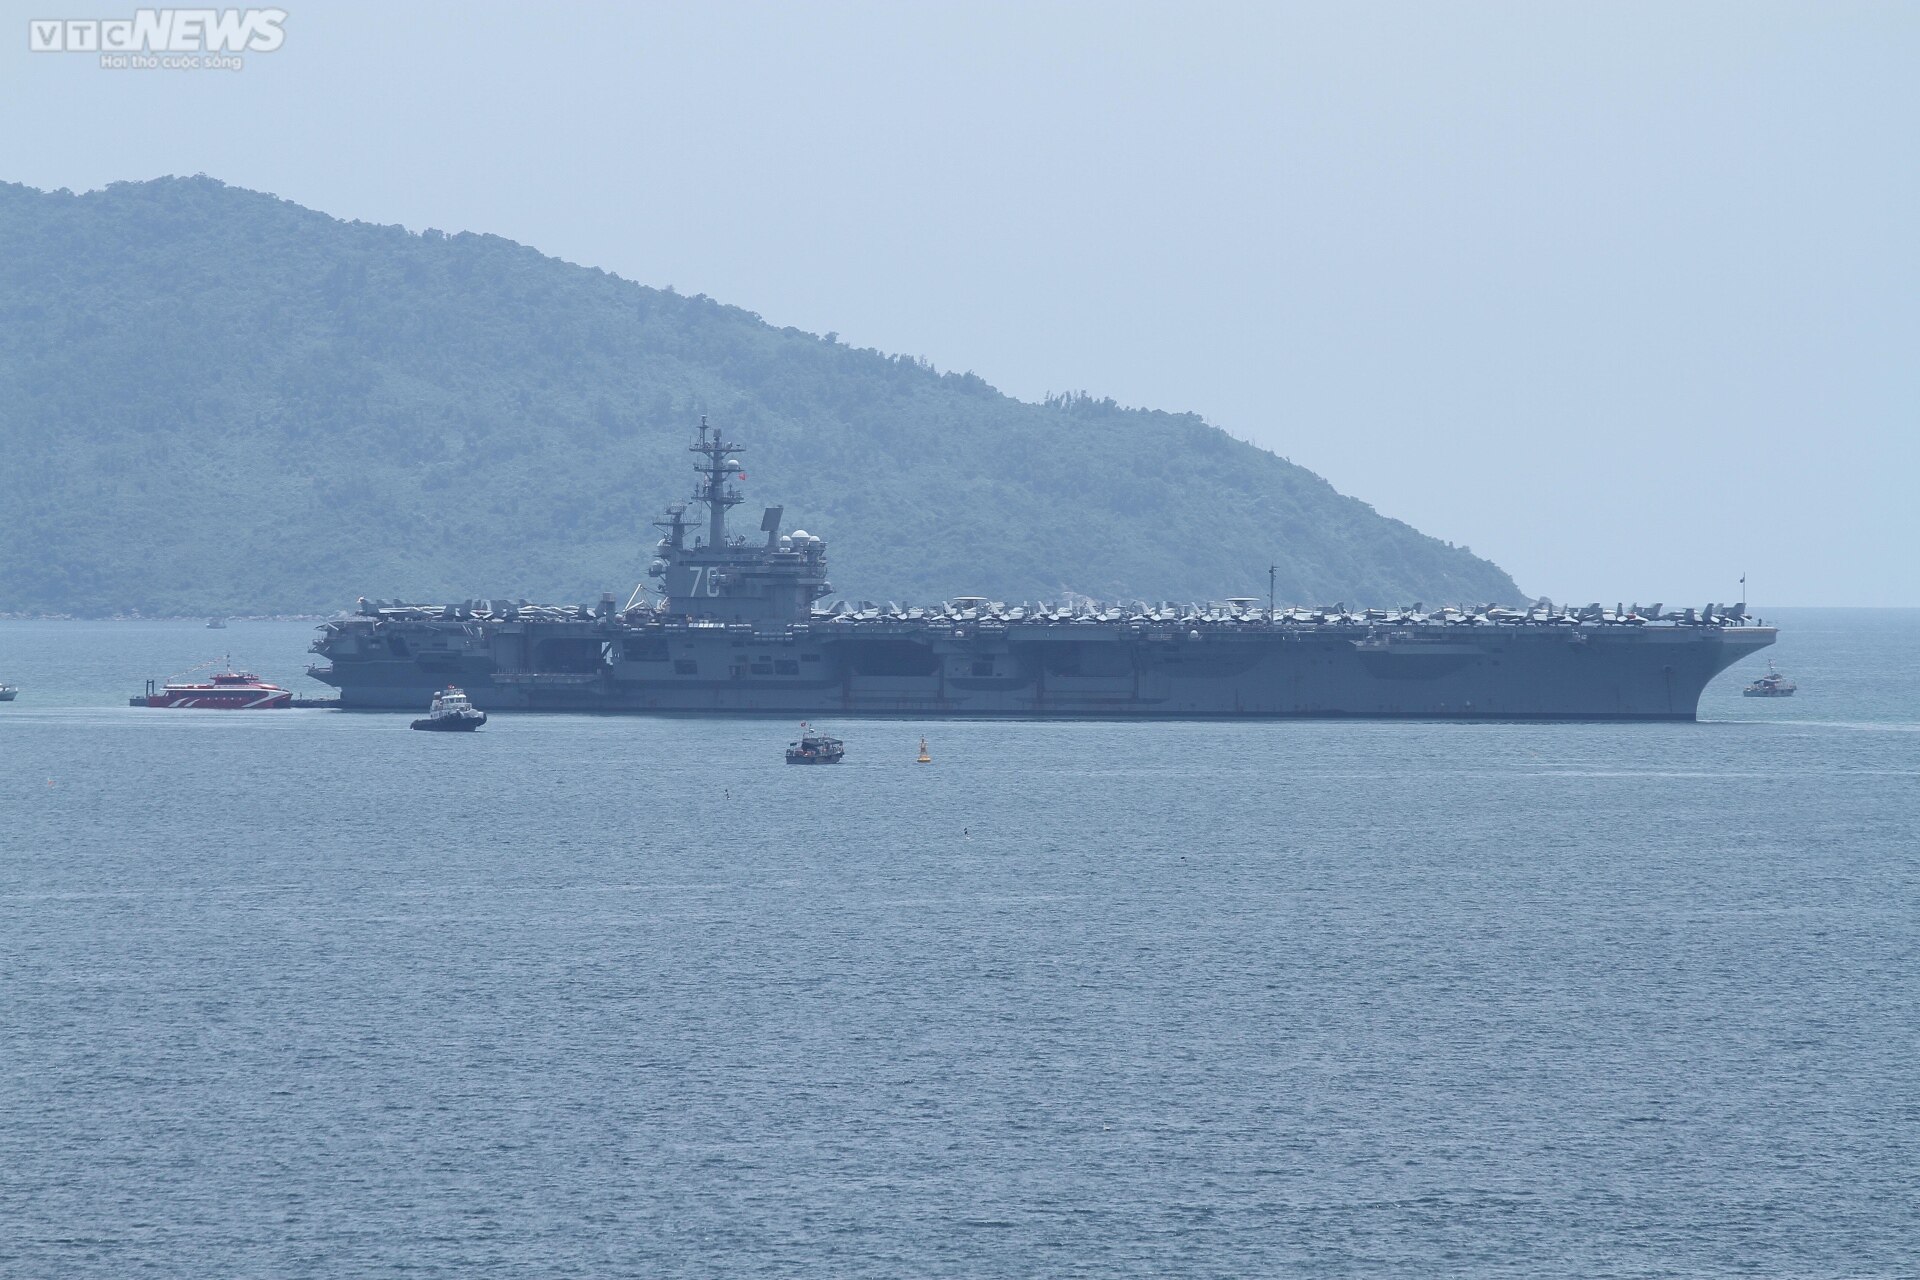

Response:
(410, 712), (487, 731)
(138, 691), (291, 709)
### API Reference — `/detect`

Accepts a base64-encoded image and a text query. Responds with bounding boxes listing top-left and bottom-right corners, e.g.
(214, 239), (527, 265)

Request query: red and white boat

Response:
(133, 664), (292, 709)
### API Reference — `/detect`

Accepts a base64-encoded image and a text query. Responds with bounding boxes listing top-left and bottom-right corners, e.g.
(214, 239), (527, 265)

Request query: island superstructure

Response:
(308, 421), (1776, 718)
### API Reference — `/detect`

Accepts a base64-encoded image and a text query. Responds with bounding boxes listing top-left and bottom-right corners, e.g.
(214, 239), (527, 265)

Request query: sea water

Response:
(1, 610), (1915, 1276)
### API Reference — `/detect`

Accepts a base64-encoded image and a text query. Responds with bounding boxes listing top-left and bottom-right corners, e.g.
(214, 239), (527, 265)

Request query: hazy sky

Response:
(6, 1), (1915, 604)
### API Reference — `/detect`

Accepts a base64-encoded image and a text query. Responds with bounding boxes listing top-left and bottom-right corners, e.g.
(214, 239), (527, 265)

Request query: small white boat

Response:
(411, 686), (488, 731)
(1742, 661), (1796, 698)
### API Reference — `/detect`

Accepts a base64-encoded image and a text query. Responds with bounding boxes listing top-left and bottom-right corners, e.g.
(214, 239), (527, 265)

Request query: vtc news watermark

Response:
(29, 8), (287, 70)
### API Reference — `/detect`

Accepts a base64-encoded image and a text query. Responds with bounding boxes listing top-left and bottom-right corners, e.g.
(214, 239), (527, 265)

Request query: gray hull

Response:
(311, 617), (1775, 719)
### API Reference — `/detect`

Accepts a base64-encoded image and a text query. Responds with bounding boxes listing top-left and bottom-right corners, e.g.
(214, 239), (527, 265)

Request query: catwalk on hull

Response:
(309, 422), (1776, 719)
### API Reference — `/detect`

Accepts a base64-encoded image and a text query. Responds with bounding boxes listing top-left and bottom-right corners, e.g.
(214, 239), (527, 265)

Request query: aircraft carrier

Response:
(308, 422), (1776, 718)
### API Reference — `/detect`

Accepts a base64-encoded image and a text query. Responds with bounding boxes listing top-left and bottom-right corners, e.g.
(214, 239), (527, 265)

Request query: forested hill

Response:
(0, 177), (1521, 616)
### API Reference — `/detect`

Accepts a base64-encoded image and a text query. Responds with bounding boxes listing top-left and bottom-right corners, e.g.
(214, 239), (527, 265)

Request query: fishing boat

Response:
(1742, 661), (1797, 698)
(785, 722), (844, 764)
(411, 686), (487, 731)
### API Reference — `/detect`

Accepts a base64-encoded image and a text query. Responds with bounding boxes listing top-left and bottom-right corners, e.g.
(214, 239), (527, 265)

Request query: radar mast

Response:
(691, 416), (745, 548)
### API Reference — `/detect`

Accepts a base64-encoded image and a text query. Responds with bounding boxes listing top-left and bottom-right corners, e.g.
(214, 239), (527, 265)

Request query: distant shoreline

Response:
(2, 606), (1916, 621)
(0, 614), (339, 623)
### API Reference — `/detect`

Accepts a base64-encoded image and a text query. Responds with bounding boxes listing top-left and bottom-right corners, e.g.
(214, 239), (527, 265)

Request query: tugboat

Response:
(132, 660), (292, 709)
(1743, 661), (1797, 697)
(785, 722), (845, 764)
(411, 686), (488, 731)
